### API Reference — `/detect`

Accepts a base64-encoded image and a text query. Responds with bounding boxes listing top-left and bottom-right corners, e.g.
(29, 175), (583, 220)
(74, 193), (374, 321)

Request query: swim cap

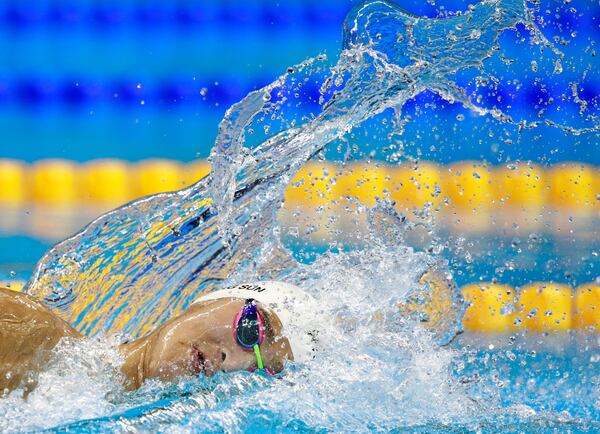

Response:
(193, 281), (319, 363)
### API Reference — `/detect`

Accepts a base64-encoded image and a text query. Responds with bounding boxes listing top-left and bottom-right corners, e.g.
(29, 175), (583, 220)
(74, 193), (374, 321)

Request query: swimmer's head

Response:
(120, 281), (319, 385)
(193, 281), (321, 364)
(138, 297), (293, 382)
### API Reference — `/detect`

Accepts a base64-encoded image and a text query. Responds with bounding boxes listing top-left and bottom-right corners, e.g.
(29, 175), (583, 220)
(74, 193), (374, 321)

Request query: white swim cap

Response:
(193, 281), (319, 363)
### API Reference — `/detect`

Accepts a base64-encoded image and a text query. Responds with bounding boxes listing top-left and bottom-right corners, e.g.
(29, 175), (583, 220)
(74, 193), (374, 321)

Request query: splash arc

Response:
(25, 0), (579, 340)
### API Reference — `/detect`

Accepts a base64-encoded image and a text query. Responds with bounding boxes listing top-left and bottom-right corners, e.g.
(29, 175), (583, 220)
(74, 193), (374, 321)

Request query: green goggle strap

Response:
(253, 344), (265, 370)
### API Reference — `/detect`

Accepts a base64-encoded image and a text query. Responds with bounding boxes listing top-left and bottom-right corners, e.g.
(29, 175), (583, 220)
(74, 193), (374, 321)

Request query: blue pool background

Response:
(0, 0), (597, 164)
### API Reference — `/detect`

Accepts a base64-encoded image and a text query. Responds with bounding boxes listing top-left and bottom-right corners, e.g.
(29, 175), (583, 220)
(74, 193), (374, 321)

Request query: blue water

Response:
(20, 339), (600, 433)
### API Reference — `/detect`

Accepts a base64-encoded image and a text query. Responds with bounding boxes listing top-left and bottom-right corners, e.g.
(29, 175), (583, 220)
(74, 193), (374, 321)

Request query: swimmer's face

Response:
(142, 299), (293, 382)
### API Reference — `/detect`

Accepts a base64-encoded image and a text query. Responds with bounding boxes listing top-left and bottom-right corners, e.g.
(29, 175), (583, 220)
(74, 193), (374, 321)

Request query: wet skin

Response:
(0, 287), (79, 396)
(0, 288), (293, 396)
(119, 298), (293, 389)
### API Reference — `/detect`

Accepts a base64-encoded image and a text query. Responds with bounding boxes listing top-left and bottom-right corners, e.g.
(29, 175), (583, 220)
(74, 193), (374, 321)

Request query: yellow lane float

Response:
(515, 282), (572, 332)
(441, 161), (494, 232)
(0, 159), (597, 210)
(0, 159), (597, 228)
(0, 280), (25, 292)
(80, 159), (133, 207)
(338, 161), (390, 207)
(442, 161), (494, 212)
(284, 161), (339, 209)
(496, 162), (547, 209)
(389, 162), (443, 217)
(574, 282), (600, 331)
(282, 162), (341, 240)
(495, 162), (547, 231)
(183, 160), (211, 187)
(462, 282), (515, 333)
(135, 159), (184, 197)
(0, 159), (26, 205)
(549, 163), (598, 212)
(31, 159), (78, 206)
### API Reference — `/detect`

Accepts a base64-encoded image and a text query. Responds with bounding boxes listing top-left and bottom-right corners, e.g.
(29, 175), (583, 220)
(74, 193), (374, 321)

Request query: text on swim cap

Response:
(229, 284), (267, 293)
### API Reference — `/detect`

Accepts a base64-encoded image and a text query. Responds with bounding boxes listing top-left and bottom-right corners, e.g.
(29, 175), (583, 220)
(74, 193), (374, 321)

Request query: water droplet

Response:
(531, 60), (538, 72)
(554, 58), (563, 74)
(501, 303), (515, 315)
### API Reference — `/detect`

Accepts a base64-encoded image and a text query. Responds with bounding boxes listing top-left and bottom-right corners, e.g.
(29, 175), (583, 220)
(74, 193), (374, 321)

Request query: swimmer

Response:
(0, 281), (318, 396)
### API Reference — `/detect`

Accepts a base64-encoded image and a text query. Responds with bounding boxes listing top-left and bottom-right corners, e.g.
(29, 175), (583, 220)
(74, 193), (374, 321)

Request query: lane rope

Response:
(0, 159), (597, 212)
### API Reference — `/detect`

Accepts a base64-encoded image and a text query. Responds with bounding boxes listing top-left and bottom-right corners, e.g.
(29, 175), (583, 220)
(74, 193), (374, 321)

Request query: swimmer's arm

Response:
(119, 336), (152, 390)
(0, 287), (81, 396)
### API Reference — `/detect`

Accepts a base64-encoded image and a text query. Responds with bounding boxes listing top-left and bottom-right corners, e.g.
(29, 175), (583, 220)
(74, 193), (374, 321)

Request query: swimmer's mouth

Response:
(192, 347), (208, 375)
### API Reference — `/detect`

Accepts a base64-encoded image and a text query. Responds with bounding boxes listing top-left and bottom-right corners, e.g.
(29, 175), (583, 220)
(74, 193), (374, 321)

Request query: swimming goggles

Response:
(233, 299), (272, 375)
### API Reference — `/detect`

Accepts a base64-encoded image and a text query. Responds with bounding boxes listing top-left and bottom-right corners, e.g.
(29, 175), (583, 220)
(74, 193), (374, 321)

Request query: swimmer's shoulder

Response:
(0, 287), (80, 338)
(0, 287), (80, 396)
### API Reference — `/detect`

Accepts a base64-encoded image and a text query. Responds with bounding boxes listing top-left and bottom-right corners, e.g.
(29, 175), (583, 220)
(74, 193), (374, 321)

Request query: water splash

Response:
(0, 337), (123, 432)
(29, 252), (479, 433)
(26, 0), (561, 340)
(23, 249), (600, 432)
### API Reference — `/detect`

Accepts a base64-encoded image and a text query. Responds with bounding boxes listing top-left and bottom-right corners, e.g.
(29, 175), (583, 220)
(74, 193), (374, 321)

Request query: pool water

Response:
(1, 231), (599, 433)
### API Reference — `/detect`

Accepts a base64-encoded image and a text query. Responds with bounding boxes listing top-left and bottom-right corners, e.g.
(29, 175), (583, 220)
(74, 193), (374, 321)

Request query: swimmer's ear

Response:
(257, 305), (276, 336)
(257, 306), (294, 371)
(267, 336), (293, 374)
